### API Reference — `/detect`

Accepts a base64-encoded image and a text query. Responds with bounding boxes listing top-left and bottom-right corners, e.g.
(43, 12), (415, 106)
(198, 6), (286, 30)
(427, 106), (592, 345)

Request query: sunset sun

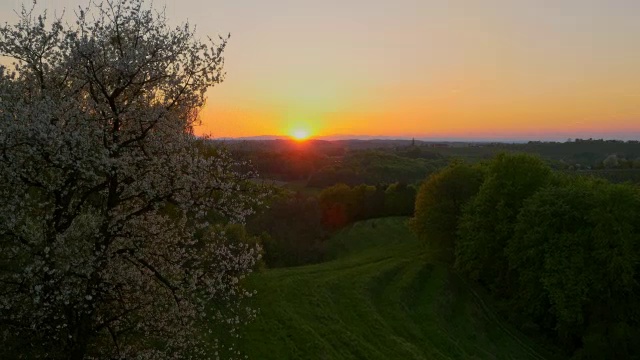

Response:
(291, 128), (310, 141)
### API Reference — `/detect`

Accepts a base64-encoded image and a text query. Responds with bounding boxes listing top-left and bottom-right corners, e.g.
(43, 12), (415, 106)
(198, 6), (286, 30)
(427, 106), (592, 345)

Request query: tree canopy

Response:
(455, 153), (553, 294)
(507, 178), (640, 357)
(0, 0), (262, 358)
(411, 161), (484, 263)
(410, 152), (640, 358)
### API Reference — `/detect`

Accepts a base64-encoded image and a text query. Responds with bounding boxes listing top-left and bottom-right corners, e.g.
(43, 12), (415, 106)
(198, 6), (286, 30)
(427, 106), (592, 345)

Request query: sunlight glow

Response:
(291, 128), (310, 141)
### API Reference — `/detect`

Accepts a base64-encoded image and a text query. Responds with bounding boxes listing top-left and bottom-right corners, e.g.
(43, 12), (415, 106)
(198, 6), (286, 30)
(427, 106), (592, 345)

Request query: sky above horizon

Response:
(2, 0), (640, 140)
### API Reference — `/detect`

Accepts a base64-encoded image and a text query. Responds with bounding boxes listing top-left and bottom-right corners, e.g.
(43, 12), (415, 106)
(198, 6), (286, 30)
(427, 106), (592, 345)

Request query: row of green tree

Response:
(230, 140), (446, 187)
(248, 182), (417, 267)
(412, 153), (640, 359)
(308, 151), (445, 187)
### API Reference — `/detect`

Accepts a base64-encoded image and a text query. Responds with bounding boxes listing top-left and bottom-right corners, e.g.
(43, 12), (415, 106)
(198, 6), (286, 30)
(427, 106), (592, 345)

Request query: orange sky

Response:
(191, 0), (640, 140)
(2, 0), (640, 140)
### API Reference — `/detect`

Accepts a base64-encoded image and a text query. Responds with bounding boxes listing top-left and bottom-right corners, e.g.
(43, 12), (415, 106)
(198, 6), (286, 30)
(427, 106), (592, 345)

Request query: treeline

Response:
(308, 150), (445, 187)
(412, 153), (640, 358)
(570, 169), (640, 184)
(247, 182), (417, 267)
(227, 138), (640, 188)
(227, 139), (446, 186)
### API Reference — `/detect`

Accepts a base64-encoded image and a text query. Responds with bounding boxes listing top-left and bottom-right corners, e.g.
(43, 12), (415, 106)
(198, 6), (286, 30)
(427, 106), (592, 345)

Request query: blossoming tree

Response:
(0, 0), (262, 358)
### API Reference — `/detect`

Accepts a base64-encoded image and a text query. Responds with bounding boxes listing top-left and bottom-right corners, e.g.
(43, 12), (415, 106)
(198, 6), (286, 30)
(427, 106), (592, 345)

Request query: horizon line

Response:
(206, 133), (640, 143)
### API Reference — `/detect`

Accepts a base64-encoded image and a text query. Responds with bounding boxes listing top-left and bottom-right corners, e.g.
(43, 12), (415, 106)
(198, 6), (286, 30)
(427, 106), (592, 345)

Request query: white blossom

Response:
(0, 1), (264, 358)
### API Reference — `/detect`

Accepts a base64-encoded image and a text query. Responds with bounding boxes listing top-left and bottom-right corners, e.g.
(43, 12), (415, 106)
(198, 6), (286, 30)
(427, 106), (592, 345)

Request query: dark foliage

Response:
(455, 153), (553, 296)
(410, 152), (640, 358)
(411, 162), (485, 263)
(247, 193), (328, 267)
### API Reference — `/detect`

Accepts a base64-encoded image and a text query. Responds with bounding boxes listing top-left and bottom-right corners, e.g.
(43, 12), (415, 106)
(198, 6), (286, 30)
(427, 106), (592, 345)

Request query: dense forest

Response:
(414, 154), (640, 358)
(237, 139), (640, 359)
(227, 138), (640, 185)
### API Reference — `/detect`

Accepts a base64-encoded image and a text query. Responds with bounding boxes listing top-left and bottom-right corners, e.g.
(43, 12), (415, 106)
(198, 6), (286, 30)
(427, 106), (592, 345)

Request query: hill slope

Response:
(239, 218), (557, 359)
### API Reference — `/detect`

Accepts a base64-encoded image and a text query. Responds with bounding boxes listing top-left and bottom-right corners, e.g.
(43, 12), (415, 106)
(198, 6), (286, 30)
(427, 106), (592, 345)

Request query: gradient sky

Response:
(2, 0), (640, 139)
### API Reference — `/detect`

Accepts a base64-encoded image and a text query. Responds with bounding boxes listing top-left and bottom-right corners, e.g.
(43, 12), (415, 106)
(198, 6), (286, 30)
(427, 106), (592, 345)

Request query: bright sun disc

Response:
(291, 129), (309, 140)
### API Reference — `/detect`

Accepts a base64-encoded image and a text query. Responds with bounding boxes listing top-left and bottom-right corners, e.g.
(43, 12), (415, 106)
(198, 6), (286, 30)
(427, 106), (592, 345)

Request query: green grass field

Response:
(239, 218), (559, 359)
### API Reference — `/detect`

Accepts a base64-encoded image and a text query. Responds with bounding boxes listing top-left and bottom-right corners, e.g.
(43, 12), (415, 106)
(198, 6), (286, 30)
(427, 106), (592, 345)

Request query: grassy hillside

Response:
(239, 218), (559, 359)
